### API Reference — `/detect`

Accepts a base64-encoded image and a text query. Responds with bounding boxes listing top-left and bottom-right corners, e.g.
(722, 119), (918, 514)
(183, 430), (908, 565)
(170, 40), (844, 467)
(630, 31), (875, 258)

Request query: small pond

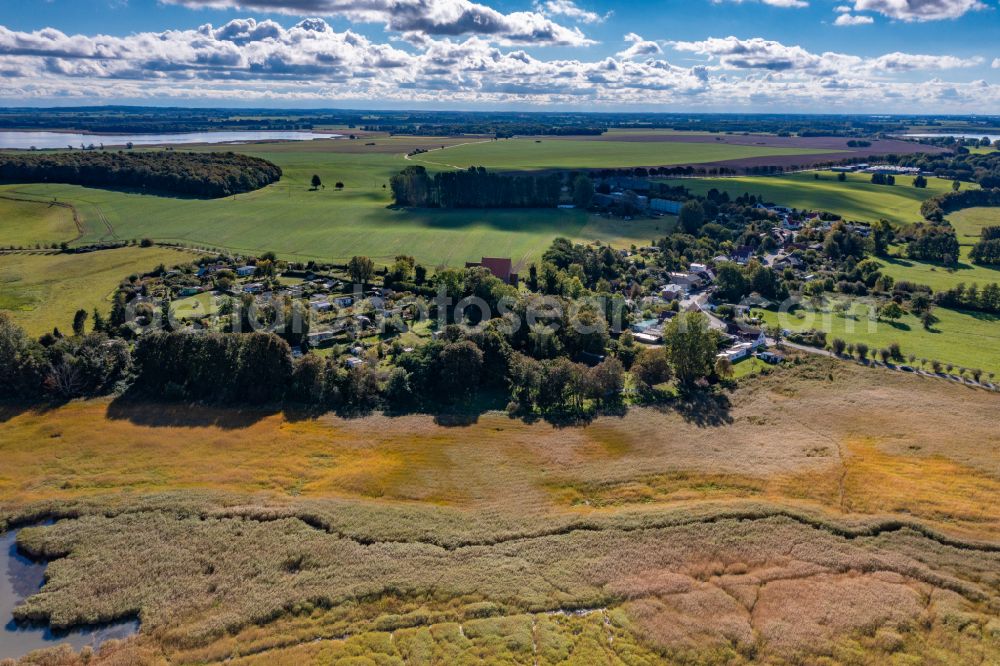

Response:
(1, 527), (139, 660)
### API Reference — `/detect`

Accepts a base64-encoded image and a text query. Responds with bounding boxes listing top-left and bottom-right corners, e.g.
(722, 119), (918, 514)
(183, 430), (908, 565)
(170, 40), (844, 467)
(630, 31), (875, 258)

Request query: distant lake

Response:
(0, 130), (344, 150)
(903, 133), (1000, 142)
(1, 527), (139, 660)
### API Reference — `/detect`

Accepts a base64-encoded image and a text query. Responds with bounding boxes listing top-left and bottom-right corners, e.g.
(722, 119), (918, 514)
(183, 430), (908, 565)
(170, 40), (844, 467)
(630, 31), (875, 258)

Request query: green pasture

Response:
(0, 144), (672, 268)
(761, 300), (1000, 375)
(663, 171), (967, 226)
(0, 246), (196, 336)
(879, 208), (1000, 292)
(0, 196), (79, 247)
(173, 291), (221, 321)
(407, 138), (839, 172)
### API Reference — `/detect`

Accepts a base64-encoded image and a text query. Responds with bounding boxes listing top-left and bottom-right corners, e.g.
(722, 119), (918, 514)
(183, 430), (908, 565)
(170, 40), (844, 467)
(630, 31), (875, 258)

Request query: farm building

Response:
(466, 257), (519, 286)
(650, 198), (683, 215)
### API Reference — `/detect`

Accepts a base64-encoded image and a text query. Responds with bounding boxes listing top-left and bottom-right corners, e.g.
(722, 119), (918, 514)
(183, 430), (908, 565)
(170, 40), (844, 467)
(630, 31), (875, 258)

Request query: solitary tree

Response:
(72, 309), (88, 337)
(436, 340), (484, 402)
(678, 200), (706, 235)
(91, 308), (106, 334)
(878, 301), (904, 323)
(347, 255), (375, 285)
(572, 175), (595, 208)
(311, 174), (322, 190)
(921, 309), (939, 330)
(831, 338), (847, 356)
(631, 346), (672, 391)
(952, 179), (961, 192)
(335, 182), (344, 190)
(663, 312), (717, 386)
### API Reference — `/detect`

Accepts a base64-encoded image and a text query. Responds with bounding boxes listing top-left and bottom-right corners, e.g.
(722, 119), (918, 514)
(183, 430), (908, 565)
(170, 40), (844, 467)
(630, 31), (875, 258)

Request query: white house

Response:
(660, 284), (685, 301)
(307, 329), (336, 346)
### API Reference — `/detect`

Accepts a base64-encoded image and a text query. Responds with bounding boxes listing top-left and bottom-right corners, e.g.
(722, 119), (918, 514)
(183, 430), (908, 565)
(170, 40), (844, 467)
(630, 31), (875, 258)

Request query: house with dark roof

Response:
(730, 246), (754, 265)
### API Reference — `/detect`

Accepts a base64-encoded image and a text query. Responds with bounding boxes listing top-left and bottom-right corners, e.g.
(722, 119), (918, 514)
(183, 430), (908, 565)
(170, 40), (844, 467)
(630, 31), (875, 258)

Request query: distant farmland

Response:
(0, 139), (675, 268)
(407, 137), (842, 172)
(664, 171), (968, 226)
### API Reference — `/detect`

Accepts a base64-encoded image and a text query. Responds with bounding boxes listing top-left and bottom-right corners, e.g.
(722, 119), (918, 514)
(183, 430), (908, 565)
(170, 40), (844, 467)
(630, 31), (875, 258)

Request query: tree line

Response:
(0, 151), (282, 198)
(390, 166), (562, 208)
(935, 282), (1000, 315)
(920, 187), (1000, 222)
(904, 224), (960, 264)
(971, 226), (1000, 266)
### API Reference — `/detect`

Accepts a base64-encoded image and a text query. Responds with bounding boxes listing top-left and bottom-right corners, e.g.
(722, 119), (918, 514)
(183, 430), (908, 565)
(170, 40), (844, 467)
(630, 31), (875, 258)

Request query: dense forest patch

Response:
(0, 151), (282, 198)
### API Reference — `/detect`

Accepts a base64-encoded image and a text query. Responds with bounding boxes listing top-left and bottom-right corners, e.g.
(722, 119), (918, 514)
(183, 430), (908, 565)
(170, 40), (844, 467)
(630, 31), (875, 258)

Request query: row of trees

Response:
(0, 151), (282, 198)
(0, 313), (131, 400)
(935, 282), (1000, 315)
(905, 224), (960, 264)
(970, 226), (1000, 266)
(133, 332), (293, 404)
(920, 187), (1000, 222)
(390, 166), (562, 208)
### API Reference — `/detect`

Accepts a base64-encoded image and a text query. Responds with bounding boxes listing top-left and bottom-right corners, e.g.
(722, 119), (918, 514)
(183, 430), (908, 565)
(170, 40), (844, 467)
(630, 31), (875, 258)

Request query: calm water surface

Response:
(902, 133), (999, 142)
(1, 527), (139, 660)
(0, 130), (343, 150)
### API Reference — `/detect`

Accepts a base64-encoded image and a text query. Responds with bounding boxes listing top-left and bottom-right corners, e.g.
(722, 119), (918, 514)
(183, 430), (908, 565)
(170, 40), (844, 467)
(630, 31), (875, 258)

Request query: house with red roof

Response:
(465, 257), (519, 286)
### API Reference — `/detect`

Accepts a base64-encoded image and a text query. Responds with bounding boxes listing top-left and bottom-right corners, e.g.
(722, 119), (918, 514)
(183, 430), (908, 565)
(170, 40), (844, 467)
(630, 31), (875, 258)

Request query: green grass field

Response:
(0, 196), (79, 247)
(879, 207), (1000, 292)
(664, 171), (965, 226)
(408, 138), (840, 172)
(0, 142), (674, 268)
(0, 246), (196, 335)
(762, 300), (1000, 374)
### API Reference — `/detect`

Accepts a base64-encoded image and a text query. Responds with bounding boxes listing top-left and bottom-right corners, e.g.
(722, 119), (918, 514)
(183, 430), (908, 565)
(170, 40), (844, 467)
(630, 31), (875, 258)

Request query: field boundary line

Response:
(0, 193), (85, 242)
(403, 139), (495, 170)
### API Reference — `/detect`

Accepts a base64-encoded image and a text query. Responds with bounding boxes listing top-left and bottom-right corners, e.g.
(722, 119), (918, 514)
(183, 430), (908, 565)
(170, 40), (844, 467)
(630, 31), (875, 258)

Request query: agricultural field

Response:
(0, 196), (79, 247)
(664, 171), (966, 226)
(2, 358), (1000, 664)
(0, 140), (672, 268)
(761, 300), (1000, 375)
(879, 207), (1000, 292)
(407, 137), (840, 172)
(0, 246), (196, 336)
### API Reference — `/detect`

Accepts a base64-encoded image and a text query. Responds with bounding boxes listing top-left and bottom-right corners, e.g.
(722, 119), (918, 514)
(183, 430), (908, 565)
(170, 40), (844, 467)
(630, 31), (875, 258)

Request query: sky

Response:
(0, 0), (998, 112)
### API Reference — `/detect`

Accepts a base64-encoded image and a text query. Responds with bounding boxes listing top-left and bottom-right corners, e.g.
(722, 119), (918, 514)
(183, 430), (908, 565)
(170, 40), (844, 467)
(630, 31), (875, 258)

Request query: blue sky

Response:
(0, 0), (997, 111)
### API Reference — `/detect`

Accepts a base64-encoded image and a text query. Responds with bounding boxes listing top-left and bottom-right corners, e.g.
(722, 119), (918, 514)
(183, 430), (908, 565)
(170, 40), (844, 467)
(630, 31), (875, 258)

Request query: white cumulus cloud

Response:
(851, 0), (985, 21)
(160, 0), (594, 45)
(535, 0), (610, 23)
(0, 21), (995, 112)
(711, 0), (810, 8)
(616, 32), (662, 59)
(834, 12), (875, 23)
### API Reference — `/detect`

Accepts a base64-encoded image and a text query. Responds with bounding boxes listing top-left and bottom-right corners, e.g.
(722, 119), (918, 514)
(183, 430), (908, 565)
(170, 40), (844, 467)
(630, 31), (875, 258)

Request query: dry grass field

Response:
(3, 357), (1000, 664)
